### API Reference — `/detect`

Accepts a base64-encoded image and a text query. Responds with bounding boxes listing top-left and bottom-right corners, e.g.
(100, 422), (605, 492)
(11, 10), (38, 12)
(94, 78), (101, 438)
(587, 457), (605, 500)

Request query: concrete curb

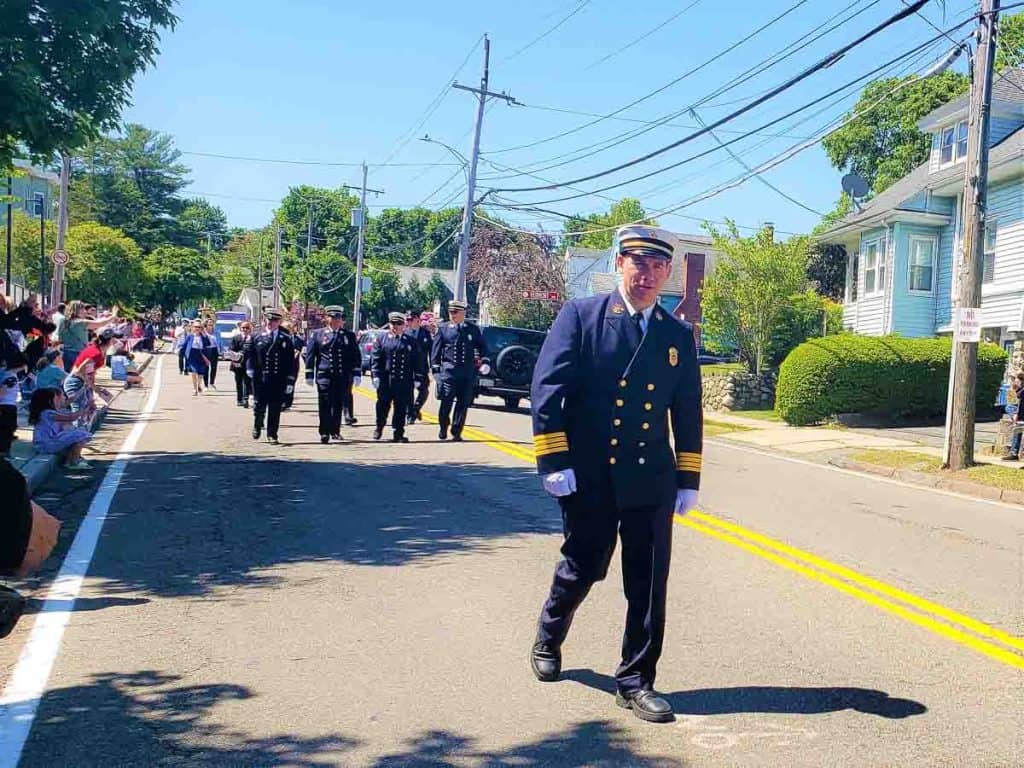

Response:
(21, 346), (162, 493)
(830, 456), (1024, 506)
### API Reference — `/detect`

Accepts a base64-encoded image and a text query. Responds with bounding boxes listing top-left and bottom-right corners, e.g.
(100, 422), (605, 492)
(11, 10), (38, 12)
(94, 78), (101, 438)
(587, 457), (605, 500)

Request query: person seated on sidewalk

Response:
(63, 360), (99, 427)
(34, 349), (67, 391)
(29, 388), (94, 470)
(110, 349), (144, 389)
(1002, 372), (1024, 461)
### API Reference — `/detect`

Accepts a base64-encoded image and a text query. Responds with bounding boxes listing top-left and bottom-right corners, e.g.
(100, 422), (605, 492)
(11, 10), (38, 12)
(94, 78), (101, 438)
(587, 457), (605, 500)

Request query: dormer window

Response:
(940, 120), (969, 165)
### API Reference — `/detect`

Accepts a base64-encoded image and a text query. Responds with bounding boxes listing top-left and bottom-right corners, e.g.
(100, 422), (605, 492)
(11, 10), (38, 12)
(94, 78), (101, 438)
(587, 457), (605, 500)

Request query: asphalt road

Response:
(1, 354), (1022, 767)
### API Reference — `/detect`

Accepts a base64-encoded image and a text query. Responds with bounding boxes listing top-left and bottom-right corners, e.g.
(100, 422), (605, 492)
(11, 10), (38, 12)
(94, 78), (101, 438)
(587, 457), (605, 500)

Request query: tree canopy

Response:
(996, 13), (1024, 72)
(65, 221), (147, 307)
(144, 245), (221, 314)
(564, 198), (654, 250)
(0, 1), (178, 167)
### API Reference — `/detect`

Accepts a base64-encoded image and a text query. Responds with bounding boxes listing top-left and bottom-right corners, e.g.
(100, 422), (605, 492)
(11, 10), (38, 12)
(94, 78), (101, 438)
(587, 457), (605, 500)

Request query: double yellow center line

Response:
(353, 387), (1024, 671)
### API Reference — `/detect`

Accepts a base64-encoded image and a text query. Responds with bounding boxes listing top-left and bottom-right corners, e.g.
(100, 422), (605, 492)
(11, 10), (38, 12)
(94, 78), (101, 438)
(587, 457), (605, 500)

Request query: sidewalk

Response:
(707, 411), (921, 454)
(6, 345), (162, 492)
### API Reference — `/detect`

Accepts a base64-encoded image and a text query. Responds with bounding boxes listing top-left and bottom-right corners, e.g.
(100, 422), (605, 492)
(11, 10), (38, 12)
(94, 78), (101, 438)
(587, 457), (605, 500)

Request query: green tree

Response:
(0, 1), (178, 167)
(360, 259), (403, 326)
(65, 222), (147, 305)
(69, 124), (190, 251)
(821, 72), (968, 194)
(564, 198), (654, 249)
(701, 222), (810, 373)
(769, 290), (844, 367)
(367, 207), (432, 264)
(996, 13), (1024, 71)
(218, 228), (272, 303)
(424, 207), (462, 268)
(144, 245), (221, 314)
(2, 210), (56, 289)
(176, 198), (229, 251)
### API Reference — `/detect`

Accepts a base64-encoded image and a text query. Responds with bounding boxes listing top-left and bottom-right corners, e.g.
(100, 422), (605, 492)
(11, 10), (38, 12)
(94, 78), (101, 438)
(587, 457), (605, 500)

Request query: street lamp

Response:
(419, 136), (470, 181)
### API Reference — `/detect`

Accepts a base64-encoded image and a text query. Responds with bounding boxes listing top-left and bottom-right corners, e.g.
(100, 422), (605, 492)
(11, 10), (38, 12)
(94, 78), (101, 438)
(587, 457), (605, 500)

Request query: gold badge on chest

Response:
(668, 346), (678, 367)
(611, 304), (625, 315)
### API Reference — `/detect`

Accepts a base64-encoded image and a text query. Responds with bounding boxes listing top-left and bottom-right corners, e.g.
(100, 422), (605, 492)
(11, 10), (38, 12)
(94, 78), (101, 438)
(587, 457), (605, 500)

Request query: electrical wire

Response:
(488, 3), (959, 199)
(499, 0), (591, 64)
(485, 0), (813, 156)
(178, 150), (462, 168)
(585, 0), (705, 70)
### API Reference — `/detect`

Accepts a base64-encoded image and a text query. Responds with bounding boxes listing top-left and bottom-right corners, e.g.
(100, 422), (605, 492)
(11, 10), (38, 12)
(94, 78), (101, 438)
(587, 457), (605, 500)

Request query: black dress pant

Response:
(206, 350), (219, 387)
(316, 375), (346, 436)
(436, 375), (474, 436)
(178, 346), (187, 375)
(233, 367), (251, 404)
(537, 493), (674, 695)
(253, 378), (286, 438)
(342, 375), (355, 422)
(409, 375), (429, 420)
(376, 380), (411, 436)
(0, 405), (17, 455)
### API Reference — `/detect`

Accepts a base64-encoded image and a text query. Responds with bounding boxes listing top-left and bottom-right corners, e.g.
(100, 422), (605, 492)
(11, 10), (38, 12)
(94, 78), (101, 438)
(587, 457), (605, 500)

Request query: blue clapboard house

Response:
(818, 68), (1024, 350)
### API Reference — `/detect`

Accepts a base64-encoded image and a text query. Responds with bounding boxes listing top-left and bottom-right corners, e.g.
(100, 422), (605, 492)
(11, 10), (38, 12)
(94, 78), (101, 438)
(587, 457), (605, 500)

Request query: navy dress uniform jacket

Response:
(430, 322), (488, 381)
(373, 333), (424, 386)
(304, 327), (360, 380)
(530, 290), (702, 510)
(248, 330), (298, 386)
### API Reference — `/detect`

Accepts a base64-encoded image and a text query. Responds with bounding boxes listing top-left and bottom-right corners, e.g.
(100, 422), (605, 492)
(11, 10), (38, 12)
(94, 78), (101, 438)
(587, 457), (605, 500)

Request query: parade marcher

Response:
(183, 320), (210, 396)
(246, 308), (297, 445)
(527, 225), (703, 724)
(404, 310), (432, 425)
(372, 312), (422, 443)
(340, 311), (359, 426)
(229, 320), (254, 408)
(280, 321), (303, 411)
(430, 300), (488, 442)
(203, 318), (220, 389)
(304, 306), (361, 444)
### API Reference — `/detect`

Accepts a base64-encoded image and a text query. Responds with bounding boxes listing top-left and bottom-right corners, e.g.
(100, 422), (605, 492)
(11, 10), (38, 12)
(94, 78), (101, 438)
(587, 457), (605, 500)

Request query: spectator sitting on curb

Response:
(63, 360), (100, 426)
(110, 349), (144, 389)
(35, 349), (67, 391)
(29, 388), (94, 470)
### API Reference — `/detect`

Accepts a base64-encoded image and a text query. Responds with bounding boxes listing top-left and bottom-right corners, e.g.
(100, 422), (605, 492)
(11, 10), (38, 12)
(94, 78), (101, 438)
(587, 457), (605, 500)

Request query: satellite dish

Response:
(841, 172), (870, 213)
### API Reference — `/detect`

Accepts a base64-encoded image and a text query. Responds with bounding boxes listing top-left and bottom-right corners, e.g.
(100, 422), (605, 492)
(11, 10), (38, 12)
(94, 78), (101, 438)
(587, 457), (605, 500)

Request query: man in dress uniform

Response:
(246, 307), (298, 445)
(372, 312), (424, 442)
(304, 306), (362, 444)
(528, 225), (702, 724)
(404, 310), (432, 425)
(430, 299), (488, 442)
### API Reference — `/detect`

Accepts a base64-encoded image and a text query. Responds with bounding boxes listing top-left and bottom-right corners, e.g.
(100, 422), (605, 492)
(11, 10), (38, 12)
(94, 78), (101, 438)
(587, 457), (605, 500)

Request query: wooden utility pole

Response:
(51, 154), (71, 307)
(946, 0), (1000, 471)
(272, 225), (282, 309)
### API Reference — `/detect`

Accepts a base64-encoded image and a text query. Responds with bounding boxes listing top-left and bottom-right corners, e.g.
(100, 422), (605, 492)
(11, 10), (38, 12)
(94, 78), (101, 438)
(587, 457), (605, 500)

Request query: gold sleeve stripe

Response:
(534, 438), (569, 450)
(534, 432), (568, 447)
(535, 443), (570, 457)
(676, 453), (702, 472)
(677, 452), (702, 462)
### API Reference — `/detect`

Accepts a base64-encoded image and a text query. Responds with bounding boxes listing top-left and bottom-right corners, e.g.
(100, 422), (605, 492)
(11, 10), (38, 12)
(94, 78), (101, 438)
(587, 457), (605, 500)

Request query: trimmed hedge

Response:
(776, 335), (1008, 426)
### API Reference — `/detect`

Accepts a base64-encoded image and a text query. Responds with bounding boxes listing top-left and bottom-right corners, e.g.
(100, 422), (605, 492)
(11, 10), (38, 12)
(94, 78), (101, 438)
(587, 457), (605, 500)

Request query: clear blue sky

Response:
(123, 0), (977, 236)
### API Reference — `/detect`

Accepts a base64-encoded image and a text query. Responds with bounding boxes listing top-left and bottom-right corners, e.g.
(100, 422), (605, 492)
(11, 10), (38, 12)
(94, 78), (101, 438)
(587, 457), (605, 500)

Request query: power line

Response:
(499, 0), (591, 64)
(585, 0), (705, 70)
(179, 150), (462, 168)
(488, 1), (950, 197)
(485, 0), (813, 156)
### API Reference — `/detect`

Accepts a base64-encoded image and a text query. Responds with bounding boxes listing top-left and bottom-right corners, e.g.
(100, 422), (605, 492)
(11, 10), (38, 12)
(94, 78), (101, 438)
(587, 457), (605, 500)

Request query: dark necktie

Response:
(631, 312), (644, 348)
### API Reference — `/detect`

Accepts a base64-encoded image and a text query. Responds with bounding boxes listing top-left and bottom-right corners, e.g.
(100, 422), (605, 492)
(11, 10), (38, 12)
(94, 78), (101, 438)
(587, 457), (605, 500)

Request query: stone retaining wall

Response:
(702, 371), (776, 411)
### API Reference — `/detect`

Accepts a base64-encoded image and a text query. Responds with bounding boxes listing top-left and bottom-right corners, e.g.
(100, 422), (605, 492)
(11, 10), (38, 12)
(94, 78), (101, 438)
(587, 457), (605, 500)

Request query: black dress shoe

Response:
(438, 429), (448, 441)
(451, 433), (463, 442)
(321, 435), (330, 444)
(331, 433), (343, 442)
(529, 641), (561, 682)
(373, 428), (383, 440)
(268, 436), (279, 445)
(252, 429), (261, 440)
(615, 689), (674, 723)
(345, 417), (357, 425)
(392, 434), (409, 443)
(243, 401), (250, 409)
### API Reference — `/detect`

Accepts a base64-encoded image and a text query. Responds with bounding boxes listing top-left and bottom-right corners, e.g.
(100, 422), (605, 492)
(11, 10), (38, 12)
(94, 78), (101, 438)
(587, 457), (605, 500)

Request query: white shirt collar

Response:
(618, 289), (656, 324)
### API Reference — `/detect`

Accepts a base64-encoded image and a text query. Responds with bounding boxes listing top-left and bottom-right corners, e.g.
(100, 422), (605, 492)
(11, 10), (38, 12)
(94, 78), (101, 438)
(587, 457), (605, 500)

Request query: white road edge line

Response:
(0, 355), (165, 768)
(706, 437), (1024, 512)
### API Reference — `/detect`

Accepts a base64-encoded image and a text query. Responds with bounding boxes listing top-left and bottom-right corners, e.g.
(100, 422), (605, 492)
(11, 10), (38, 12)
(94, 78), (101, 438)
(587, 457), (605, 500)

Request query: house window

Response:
(863, 237), (886, 296)
(908, 236), (936, 293)
(940, 120), (968, 166)
(983, 221), (997, 284)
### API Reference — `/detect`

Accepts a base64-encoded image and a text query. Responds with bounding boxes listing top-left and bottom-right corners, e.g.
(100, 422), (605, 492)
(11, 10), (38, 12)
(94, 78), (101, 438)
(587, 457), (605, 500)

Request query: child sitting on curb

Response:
(29, 388), (94, 470)
(34, 349), (67, 391)
(110, 349), (143, 389)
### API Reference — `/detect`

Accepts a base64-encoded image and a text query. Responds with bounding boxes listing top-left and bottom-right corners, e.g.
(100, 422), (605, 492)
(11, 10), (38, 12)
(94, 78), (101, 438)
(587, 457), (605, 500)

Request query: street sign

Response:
(360, 276), (372, 293)
(954, 307), (982, 342)
(522, 289), (561, 301)
(50, 249), (69, 266)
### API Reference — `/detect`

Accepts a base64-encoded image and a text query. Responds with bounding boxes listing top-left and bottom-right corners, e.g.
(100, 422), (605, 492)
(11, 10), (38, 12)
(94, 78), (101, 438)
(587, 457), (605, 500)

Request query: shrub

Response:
(776, 335), (1007, 425)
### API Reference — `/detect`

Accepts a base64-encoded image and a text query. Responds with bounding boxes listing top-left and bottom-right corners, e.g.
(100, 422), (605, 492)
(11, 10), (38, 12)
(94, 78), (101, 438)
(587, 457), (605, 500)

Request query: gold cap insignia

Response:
(669, 346), (679, 367)
(611, 304), (625, 315)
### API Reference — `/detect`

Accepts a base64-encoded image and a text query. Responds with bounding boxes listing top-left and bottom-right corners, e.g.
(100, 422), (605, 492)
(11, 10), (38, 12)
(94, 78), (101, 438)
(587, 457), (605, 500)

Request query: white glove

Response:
(353, 376), (362, 388)
(479, 363), (492, 375)
(542, 469), (577, 498)
(371, 377), (379, 389)
(674, 489), (699, 515)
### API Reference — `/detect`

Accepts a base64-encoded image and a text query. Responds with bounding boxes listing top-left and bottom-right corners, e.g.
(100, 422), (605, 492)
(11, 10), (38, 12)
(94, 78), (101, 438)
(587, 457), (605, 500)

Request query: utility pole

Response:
(255, 230), (264, 316)
(945, 0), (1000, 471)
(38, 193), (46, 302)
(352, 163), (369, 330)
(4, 175), (11, 296)
(272, 225), (282, 309)
(452, 35), (518, 304)
(51, 154), (70, 307)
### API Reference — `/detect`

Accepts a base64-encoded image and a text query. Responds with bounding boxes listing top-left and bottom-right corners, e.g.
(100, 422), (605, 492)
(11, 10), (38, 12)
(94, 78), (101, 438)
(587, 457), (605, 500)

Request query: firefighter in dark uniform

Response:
(246, 307), (298, 445)
(372, 312), (424, 442)
(527, 225), (703, 724)
(430, 299), (489, 441)
(304, 305), (362, 444)
(404, 311), (432, 424)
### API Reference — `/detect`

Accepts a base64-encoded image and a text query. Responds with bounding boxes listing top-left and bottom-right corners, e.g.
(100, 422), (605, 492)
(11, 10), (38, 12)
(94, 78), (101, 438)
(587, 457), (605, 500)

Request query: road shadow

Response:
(565, 670), (927, 720)
(17, 670), (685, 767)
(51, 451), (557, 599)
(22, 596), (151, 616)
